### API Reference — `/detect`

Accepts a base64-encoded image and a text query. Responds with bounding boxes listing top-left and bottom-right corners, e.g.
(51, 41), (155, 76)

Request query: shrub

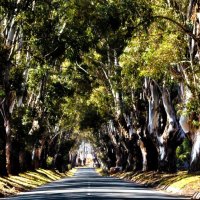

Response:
(176, 137), (191, 170)
(67, 164), (72, 170)
(46, 156), (54, 168)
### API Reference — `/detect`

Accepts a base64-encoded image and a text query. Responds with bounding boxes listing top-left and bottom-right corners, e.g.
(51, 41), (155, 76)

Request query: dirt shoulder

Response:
(0, 168), (76, 198)
(110, 170), (200, 198)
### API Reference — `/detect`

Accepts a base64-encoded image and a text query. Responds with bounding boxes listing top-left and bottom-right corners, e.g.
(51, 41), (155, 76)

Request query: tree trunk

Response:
(128, 134), (143, 171)
(2, 49), (15, 175)
(5, 119), (12, 174)
(145, 79), (164, 170)
(115, 146), (122, 167)
(186, 0), (200, 172)
(138, 139), (147, 171)
(189, 131), (200, 172)
(0, 117), (7, 176)
(146, 79), (160, 136)
(178, 82), (200, 172)
(32, 144), (41, 169)
(133, 144), (143, 171)
(107, 146), (116, 169)
(71, 153), (77, 168)
(0, 145), (7, 176)
(11, 139), (20, 175)
(40, 140), (48, 169)
(19, 151), (26, 172)
(145, 79), (184, 172)
(145, 136), (158, 171)
(126, 152), (134, 171)
(159, 87), (185, 172)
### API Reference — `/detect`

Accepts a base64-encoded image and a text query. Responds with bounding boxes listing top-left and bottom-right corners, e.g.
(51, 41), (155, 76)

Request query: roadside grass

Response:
(0, 168), (76, 197)
(112, 170), (200, 196)
(96, 168), (109, 176)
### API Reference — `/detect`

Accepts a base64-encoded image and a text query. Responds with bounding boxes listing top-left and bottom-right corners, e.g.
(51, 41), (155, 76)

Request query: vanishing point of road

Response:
(2, 168), (188, 199)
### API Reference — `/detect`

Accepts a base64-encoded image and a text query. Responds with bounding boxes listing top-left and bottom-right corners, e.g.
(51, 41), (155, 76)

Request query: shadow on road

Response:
(2, 168), (188, 200)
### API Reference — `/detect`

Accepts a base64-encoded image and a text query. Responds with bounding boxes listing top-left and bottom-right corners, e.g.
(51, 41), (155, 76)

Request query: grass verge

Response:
(96, 168), (109, 176)
(0, 168), (76, 198)
(112, 170), (200, 197)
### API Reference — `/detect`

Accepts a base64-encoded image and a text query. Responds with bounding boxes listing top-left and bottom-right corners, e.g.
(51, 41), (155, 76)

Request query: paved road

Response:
(2, 168), (188, 199)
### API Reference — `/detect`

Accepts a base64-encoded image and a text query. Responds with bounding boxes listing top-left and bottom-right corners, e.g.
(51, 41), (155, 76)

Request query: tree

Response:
(1, 0), (200, 176)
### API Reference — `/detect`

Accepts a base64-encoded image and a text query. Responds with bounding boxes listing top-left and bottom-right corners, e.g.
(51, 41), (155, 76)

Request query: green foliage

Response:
(0, 89), (5, 98)
(67, 164), (72, 170)
(186, 98), (200, 115)
(79, 105), (105, 131)
(176, 137), (191, 170)
(177, 98), (200, 128)
(186, 98), (200, 128)
(0, 0), (199, 174)
(119, 0), (187, 81)
(88, 86), (113, 118)
(46, 156), (54, 168)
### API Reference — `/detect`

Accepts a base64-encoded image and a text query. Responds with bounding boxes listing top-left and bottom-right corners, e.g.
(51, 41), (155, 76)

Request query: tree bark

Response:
(145, 136), (158, 171)
(138, 139), (147, 171)
(145, 79), (184, 172)
(40, 140), (48, 169)
(0, 117), (7, 176)
(145, 79), (163, 170)
(115, 146), (122, 167)
(189, 130), (200, 172)
(11, 139), (20, 175)
(32, 141), (41, 169)
(3, 90), (18, 175)
(178, 82), (200, 172)
(19, 151), (27, 172)
(5, 118), (12, 174)
(159, 87), (185, 172)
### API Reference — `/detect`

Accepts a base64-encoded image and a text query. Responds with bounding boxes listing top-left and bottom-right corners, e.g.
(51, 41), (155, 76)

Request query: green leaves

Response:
(0, 89), (5, 98)
(1, 0), (199, 173)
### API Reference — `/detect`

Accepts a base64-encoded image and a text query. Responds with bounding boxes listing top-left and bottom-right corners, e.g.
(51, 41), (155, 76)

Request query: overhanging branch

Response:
(153, 15), (197, 42)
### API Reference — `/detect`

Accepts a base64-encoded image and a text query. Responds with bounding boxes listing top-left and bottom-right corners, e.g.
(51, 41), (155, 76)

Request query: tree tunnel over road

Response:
(0, 0), (200, 183)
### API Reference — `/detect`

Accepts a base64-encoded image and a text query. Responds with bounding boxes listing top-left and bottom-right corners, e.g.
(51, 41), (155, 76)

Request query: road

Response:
(2, 168), (188, 199)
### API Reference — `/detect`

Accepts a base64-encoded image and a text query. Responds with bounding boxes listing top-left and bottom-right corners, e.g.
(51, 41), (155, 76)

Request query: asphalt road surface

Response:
(2, 168), (189, 199)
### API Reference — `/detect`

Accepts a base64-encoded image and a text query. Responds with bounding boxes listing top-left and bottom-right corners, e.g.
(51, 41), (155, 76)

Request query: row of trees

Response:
(0, 0), (85, 175)
(81, 0), (200, 173)
(0, 0), (199, 176)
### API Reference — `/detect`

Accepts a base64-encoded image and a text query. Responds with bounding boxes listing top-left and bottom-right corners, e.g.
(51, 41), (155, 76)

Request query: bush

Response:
(176, 137), (191, 170)
(67, 164), (72, 170)
(46, 156), (54, 168)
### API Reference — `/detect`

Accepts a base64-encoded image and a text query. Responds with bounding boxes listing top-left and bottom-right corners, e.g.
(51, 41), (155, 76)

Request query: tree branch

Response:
(153, 15), (197, 41)
(75, 62), (89, 74)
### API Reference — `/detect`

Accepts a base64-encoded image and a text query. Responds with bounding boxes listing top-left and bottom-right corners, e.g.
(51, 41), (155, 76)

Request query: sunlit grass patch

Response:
(19, 174), (47, 185)
(37, 169), (62, 180)
(0, 168), (76, 197)
(66, 168), (77, 177)
(114, 170), (200, 196)
(96, 168), (102, 174)
(96, 168), (109, 176)
(169, 174), (200, 190)
(22, 171), (52, 183)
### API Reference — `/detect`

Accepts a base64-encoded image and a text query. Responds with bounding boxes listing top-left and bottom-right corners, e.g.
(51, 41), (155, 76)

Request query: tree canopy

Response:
(0, 0), (200, 175)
